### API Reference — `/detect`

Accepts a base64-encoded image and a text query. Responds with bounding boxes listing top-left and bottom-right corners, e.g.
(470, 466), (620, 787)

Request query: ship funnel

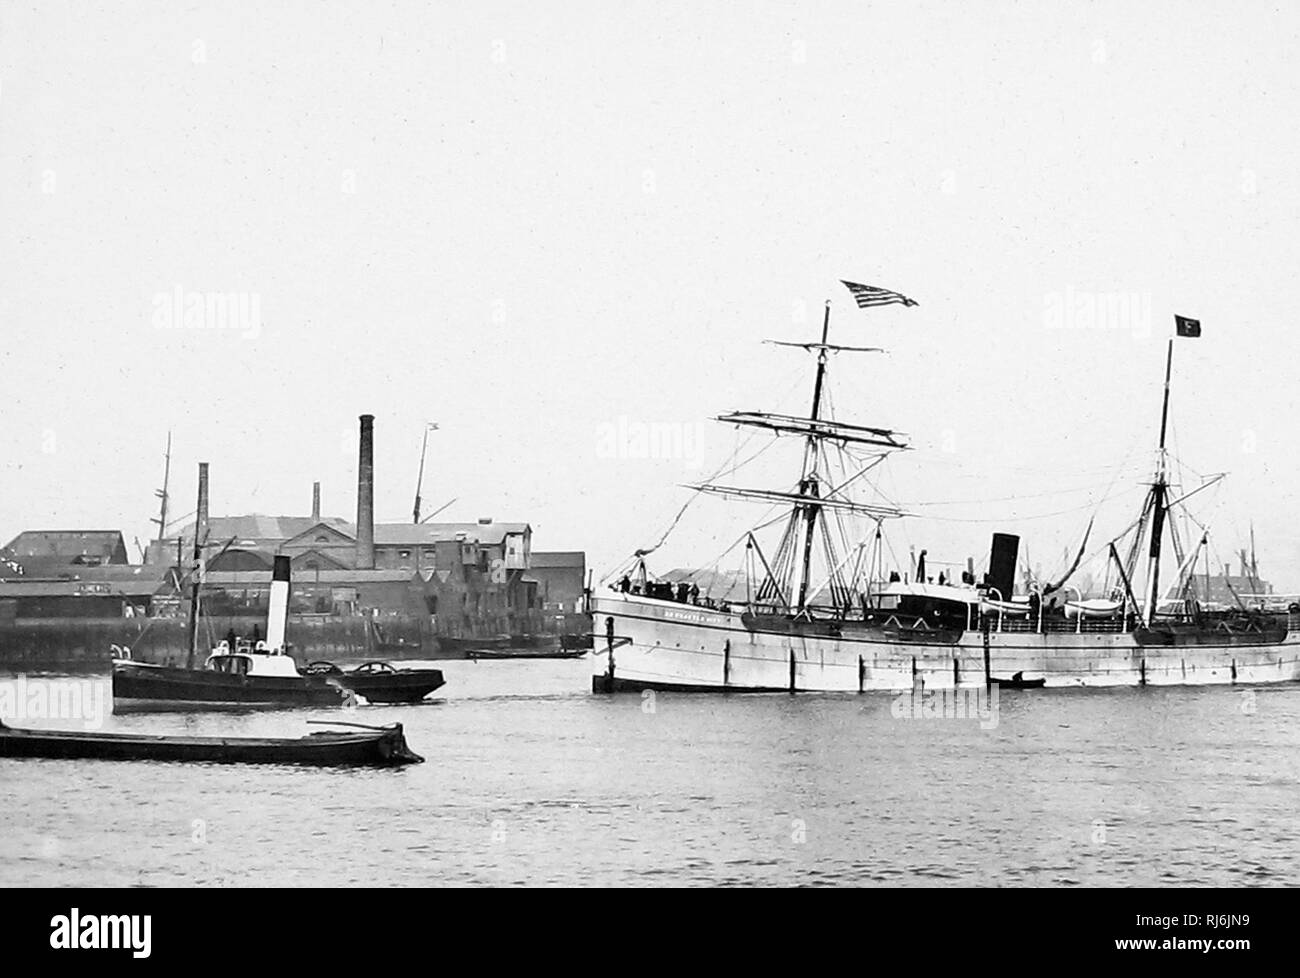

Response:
(266, 555), (291, 653)
(986, 533), (1020, 600)
(356, 414), (375, 570)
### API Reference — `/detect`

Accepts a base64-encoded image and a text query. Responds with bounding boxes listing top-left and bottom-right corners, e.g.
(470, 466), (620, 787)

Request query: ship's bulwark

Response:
(590, 592), (1300, 692)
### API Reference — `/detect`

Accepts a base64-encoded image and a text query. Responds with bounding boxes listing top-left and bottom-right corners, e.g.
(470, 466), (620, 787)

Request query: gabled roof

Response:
(281, 521), (357, 548)
(373, 522), (530, 547)
(178, 515), (353, 547)
(289, 548), (352, 571)
(4, 530), (128, 563)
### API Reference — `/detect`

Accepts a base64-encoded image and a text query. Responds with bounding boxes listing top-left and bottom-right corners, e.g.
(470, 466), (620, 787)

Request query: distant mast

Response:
(413, 422), (438, 524)
(151, 432), (172, 548)
(186, 462), (209, 669)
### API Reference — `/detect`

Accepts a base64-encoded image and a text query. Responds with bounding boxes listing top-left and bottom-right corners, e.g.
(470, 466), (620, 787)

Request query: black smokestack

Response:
(356, 415), (375, 570)
(987, 533), (1019, 600)
(312, 481), (321, 523)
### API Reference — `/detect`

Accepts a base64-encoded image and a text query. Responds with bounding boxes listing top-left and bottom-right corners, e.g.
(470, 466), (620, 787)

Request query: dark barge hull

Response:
(113, 662), (345, 712)
(439, 634), (562, 657)
(0, 719), (423, 766)
(468, 648), (586, 660)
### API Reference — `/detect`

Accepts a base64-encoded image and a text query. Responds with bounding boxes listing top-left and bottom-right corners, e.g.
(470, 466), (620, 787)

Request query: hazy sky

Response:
(2, 2), (1298, 590)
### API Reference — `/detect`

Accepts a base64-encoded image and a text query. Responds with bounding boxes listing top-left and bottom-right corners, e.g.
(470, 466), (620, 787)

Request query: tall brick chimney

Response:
(311, 481), (321, 523)
(196, 462), (210, 550)
(356, 415), (375, 569)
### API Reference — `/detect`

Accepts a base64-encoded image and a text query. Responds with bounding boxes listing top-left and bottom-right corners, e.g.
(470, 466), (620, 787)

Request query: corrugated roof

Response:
(530, 551), (585, 569)
(373, 522), (530, 546)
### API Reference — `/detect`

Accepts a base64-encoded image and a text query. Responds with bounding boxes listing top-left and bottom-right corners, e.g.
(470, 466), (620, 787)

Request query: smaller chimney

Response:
(196, 462), (210, 549)
(312, 481), (321, 523)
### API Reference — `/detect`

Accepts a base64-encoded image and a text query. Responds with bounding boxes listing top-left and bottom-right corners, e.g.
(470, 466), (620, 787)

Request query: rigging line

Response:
(682, 509), (791, 586)
(908, 478), (1145, 507)
(917, 485), (1147, 524)
(707, 434), (783, 483)
(901, 452), (1150, 478)
(626, 406), (787, 565)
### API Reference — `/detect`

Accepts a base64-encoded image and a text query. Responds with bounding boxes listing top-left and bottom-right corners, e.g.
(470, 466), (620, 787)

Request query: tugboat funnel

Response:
(266, 555), (291, 653)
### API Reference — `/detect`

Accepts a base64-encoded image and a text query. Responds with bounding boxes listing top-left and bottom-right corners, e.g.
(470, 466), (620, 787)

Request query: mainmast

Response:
(793, 302), (832, 611)
(696, 281), (917, 617)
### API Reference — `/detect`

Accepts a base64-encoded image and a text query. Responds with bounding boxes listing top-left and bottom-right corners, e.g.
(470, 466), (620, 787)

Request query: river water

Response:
(2, 661), (1298, 886)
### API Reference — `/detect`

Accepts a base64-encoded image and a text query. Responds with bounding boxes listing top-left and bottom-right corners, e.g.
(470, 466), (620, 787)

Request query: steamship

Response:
(590, 286), (1300, 693)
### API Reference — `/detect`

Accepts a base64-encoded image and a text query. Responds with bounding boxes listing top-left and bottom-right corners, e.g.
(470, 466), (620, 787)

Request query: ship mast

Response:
(1142, 338), (1175, 626)
(151, 431), (172, 547)
(412, 422), (438, 524)
(793, 302), (832, 612)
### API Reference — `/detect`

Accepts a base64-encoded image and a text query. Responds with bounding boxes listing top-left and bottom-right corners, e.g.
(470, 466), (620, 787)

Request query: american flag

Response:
(841, 280), (918, 308)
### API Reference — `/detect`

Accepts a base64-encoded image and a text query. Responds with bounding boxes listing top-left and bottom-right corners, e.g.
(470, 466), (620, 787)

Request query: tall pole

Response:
(153, 432), (172, 547)
(413, 424), (434, 524)
(186, 462), (209, 669)
(1143, 338), (1174, 626)
(795, 301), (831, 612)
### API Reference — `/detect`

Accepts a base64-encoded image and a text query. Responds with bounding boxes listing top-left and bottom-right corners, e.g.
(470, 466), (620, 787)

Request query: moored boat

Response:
(465, 647), (586, 661)
(0, 718), (423, 766)
(303, 660), (446, 704)
(112, 554), (351, 712)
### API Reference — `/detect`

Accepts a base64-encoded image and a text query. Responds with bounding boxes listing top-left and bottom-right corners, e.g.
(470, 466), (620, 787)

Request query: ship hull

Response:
(112, 661), (346, 712)
(0, 718), (422, 766)
(590, 593), (1300, 692)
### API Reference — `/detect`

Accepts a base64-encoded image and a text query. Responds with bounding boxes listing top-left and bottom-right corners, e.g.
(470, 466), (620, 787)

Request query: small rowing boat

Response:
(990, 671), (1047, 689)
(0, 718), (423, 767)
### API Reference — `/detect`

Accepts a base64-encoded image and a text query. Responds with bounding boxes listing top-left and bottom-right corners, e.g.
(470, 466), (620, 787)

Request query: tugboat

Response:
(112, 556), (348, 711)
(113, 539), (448, 710)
